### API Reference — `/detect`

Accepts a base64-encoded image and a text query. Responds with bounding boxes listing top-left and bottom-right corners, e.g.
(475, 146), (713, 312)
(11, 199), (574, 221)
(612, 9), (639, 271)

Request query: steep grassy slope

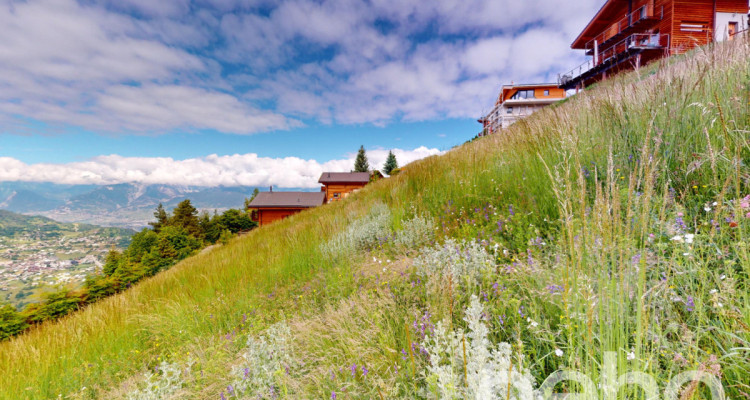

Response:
(0, 37), (748, 399)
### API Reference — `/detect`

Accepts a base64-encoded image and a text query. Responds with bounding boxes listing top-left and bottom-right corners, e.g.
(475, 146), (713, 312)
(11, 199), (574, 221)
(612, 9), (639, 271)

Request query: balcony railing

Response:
(584, 5), (663, 54)
(559, 33), (669, 88)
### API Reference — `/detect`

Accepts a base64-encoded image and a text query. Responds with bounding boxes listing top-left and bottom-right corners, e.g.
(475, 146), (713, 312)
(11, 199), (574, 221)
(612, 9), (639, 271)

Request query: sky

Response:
(0, 0), (602, 189)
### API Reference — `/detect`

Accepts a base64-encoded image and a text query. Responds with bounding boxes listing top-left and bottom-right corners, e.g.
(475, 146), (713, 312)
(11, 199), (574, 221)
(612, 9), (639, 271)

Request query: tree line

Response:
(0, 199), (256, 341)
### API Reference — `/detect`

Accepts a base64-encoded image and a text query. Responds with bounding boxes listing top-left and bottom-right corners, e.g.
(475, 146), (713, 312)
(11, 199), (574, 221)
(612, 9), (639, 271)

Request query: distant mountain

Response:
(0, 182), (258, 229)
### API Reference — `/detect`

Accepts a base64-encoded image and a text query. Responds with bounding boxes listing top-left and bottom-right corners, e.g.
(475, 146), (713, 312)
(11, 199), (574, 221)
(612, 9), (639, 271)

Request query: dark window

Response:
(507, 107), (513, 114)
(333, 192), (340, 198)
(511, 90), (535, 100)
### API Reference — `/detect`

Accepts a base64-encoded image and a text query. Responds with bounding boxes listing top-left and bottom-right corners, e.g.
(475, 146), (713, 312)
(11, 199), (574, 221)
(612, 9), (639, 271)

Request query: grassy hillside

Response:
(1, 37), (748, 399)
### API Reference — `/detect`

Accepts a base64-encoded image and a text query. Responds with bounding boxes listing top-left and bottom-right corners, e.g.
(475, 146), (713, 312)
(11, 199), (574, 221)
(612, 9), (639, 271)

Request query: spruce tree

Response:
(354, 145), (370, 172)
(383, 150), (398, 175)
(149, 203), (169, 232)
(170, 199), (202, 238)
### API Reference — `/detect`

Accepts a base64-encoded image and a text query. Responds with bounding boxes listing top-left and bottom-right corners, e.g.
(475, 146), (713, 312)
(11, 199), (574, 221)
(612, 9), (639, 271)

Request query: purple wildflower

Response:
(518, 306), (525, 318)
(331, 391), (337, 399)
(220, 392), (226, 400)
(243, 367), (250, 379)
(686, 296), (695, 312)
(227, 385), (235, 396)
(362, 366), (369, 377)
(498, 314), (505, 326)
(350, 363), (357, 377)
(509, 205), (515, 216)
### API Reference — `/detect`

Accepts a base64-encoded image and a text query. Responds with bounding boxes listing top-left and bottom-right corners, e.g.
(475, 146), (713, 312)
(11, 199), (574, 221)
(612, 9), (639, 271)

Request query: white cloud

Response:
(0, 0), (604, 134)
(0, 147), (442, 188)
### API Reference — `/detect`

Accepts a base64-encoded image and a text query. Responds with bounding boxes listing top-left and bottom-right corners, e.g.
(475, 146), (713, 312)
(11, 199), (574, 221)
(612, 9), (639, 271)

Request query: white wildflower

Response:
(554, 349), (563, 357)
(627, 351), (636, 361)
(709, 289), (718, 294)
(684, 234), (695, 244)
(720, 274), (726, 280)
(671, 235), (684, 243)
(704, 206), (712, 212)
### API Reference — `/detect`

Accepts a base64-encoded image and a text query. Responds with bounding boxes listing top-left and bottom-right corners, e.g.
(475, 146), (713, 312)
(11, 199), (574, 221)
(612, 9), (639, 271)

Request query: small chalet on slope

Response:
(247, 190), (325, 226)
(318, 172), (372, 203)
(478, 83), (566, 135)
(560, 0), (749, 90)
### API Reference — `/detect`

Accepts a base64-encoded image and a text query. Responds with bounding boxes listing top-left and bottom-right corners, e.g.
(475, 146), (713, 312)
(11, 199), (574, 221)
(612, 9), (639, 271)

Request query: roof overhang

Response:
(571, 0), (626, 49)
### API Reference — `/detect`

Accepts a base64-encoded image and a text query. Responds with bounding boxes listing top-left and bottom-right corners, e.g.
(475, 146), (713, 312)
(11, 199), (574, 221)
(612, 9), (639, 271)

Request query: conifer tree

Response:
(354, 145), (370, 172)
(383, 150), (398, 175)
(149, 203), (169, 233)
(170, 199), (202, 238)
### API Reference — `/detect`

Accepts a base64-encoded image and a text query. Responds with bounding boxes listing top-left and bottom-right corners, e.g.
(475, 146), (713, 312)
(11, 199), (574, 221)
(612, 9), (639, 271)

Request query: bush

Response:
(394, 214), (436, 250)
(421, 295), (534, 400)
(0, 304), (27, 341)
(321, 203), (392, 258)
(228, 321), (294, 399)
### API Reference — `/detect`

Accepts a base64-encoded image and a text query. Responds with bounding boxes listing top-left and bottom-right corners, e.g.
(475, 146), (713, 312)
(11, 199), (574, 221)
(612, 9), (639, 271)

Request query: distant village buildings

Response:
(318, 172), (372, 203)
(478, 83), (566, 135)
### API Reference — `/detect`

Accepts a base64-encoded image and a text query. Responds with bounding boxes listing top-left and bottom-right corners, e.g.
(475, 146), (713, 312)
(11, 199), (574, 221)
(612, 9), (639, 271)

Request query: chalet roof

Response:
(318, 172), (371, 184)
(248, 191), (325, 208)
(571, 0), (630, 49)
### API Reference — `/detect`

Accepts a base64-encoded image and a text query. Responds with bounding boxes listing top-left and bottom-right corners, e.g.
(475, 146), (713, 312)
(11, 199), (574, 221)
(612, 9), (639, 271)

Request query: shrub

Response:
(0, 304), (27, 341)
(413, 239), (494, 285)
(126, 360), (192, 400)
(421, 295), (534, 400)
(394, 214), (436, 250)
(228, 321), (294, 399)
(321, 203), (391, 258)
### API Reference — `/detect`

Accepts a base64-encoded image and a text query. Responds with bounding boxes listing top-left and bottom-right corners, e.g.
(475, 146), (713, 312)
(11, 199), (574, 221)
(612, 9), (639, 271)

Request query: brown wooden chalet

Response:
(560, 0), (749, 90)
(318, 172), (372, 203)
(248, 190), (325, 226)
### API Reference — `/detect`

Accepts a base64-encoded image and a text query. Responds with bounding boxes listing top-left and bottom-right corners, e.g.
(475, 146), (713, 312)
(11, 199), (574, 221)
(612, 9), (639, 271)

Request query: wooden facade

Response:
(248, 191), (325, 227)
(318, 172), (372, 203)
(560, 0), (748, 89)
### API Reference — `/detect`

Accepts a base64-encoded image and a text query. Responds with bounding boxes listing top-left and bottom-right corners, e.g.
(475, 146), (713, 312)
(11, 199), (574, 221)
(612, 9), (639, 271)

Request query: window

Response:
(544, 90), (550, 96)
(728, 22), (738, 39)
(333, 192), (340, 199)
(506, 107), (513, 114)
(510, 90), (535, 100)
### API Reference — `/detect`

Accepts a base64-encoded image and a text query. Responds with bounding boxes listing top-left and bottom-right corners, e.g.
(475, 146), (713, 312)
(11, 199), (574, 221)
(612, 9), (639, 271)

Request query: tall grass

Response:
(0, 35), (748, 399)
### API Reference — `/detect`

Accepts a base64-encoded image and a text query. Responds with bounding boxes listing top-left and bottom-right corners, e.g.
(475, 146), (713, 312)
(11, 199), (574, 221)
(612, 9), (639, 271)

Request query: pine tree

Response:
(354, 145), (370, 172)
(244, 188), (260, 209)
(383, 150), (398, 175)
(170, 199), (202, 238)
(149, 203), (169, 233)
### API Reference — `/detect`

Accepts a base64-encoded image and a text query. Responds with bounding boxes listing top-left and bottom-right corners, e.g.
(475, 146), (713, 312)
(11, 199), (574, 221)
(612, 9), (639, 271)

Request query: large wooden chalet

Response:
(248, 191), (325, 226)
(560, 0), (749, 90)
(318, 172), (372, 203)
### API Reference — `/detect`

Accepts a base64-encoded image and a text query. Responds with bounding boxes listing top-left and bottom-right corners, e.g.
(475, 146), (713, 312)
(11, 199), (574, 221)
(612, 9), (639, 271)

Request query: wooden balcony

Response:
(584, 5), (663, 56)
(559, 33), (669, 90)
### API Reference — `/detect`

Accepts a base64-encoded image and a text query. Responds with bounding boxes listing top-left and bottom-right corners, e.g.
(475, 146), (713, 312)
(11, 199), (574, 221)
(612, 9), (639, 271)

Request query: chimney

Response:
(270, 185), (273, 193)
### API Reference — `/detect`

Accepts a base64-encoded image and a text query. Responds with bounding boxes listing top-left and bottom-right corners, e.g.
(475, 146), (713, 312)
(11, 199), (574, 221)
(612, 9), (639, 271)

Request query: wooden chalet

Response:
(247, 190), (325, 226)
(478, 83), (566, 136)
(318, 172), (372, 203)
(560, 0), (749, 90)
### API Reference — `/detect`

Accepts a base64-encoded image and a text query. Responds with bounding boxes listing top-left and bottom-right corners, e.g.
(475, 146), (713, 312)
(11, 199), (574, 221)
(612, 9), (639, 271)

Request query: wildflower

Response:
(526, 318), (539, 328)
(720, 274), (726, 280)
(684, 234), (694, 244)
(709, 289), (718, 294)
(554, 349), (564, 357)
(362, 366), (369, 377)
(331, 391), (337, 399)
(671, 235), (684, 243)
(220, 392), (226, 400)
(704, 205), (712, 212)
(685, 296), (695, 312)
(627, 351), (636, 361)
(350, 364), (357, 377)
(741, 196), (750, 209)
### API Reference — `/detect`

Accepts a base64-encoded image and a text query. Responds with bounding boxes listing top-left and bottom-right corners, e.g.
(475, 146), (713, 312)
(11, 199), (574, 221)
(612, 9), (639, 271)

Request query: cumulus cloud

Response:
(0, 147), (441, 188)
(0, 0), (603, 134)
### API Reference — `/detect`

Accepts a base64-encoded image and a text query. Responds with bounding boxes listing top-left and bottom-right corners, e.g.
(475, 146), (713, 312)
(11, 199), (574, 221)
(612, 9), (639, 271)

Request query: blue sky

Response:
(0, 0), (601, 188)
